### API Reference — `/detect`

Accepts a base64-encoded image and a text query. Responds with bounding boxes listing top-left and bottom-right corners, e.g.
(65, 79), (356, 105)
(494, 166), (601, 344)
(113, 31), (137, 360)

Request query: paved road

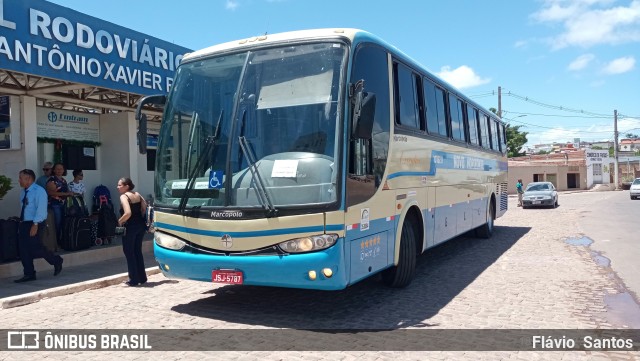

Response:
(1, 192), (639, 360)
(576, 190), (640, 299)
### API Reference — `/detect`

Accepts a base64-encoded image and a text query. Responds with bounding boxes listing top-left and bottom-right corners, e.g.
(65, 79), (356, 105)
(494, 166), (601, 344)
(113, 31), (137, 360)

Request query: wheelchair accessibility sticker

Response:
(209, 170), (224, 189)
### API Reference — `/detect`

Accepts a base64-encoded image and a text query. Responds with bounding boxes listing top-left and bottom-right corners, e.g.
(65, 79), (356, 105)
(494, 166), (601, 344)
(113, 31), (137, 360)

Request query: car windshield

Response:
(154, 42), (346, 210)
(633, 179), (640, 185)
(526, 183), (550, 191)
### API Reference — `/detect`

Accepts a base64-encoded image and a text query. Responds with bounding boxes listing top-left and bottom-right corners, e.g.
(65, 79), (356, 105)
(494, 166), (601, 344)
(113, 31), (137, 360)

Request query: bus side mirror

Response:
(137, 113), (148, 154)
(135, 94), (166, 154)
(352, 91), (376, 140)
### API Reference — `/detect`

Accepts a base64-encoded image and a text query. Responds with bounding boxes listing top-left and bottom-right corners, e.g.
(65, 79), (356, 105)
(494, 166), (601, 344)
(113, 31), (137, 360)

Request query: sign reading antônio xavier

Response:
(0, 0), (192, 95)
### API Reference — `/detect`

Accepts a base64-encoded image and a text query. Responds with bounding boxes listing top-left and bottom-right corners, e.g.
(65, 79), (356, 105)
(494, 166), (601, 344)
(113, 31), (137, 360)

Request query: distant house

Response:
(619, 138), (640, 152)
(508, 148), (611, 194)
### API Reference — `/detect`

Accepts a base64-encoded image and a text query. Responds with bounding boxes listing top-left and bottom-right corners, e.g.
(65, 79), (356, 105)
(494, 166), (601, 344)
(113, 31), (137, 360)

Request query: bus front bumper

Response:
(153, 241), (348, 290)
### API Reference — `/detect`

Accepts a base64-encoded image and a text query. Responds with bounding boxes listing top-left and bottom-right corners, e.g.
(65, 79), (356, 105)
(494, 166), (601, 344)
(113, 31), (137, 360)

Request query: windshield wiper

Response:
(237, 127), (277, 217)
(178, 109), (224, 213)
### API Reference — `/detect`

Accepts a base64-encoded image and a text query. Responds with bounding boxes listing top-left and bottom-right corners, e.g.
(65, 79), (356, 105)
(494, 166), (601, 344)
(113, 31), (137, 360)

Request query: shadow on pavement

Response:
(139, 279), (179, 288)
(171, 225), (531, 329)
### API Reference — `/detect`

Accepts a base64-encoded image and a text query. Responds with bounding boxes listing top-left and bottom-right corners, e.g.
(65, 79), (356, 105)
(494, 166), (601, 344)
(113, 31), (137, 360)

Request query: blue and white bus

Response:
(136, 29), (508, 290)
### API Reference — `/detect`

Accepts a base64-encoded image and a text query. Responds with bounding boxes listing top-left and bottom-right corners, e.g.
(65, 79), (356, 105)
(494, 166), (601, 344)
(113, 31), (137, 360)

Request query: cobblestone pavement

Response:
(1, 192), (639, 360)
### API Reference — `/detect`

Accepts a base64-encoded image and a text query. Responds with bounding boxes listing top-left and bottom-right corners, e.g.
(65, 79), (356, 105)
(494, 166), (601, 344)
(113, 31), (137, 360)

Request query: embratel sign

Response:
(36, 107), (99, 141)
(0, 0), (192, 95)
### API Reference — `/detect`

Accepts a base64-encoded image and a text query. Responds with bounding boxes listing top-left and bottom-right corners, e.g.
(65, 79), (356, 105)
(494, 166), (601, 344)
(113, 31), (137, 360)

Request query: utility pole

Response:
(498, 86), (502, 118)
(614, 109), (619, 190)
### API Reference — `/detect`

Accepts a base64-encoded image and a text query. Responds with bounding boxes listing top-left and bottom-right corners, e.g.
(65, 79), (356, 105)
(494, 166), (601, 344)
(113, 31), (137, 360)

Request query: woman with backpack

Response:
(116, 177), (148, 287)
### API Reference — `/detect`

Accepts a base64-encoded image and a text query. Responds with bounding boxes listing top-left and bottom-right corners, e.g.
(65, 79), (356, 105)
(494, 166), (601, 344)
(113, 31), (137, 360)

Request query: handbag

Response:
(114, 226), (126, 236)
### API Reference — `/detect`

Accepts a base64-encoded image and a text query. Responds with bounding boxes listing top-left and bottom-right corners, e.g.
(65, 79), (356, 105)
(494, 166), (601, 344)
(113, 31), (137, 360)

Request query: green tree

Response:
(625, 133), (639, 138)
(506, 125), (528, 157)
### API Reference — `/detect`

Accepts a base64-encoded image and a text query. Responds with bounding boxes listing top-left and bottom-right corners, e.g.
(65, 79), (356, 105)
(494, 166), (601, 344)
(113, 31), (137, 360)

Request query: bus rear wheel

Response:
(382, 218), (417, 288)
(475, 200), (495, 239)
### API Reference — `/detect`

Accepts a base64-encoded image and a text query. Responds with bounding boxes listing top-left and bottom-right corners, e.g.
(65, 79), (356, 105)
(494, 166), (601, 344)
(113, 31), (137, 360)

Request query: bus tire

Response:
(382, 218), (417, 288)
(475, 199), (495, 239)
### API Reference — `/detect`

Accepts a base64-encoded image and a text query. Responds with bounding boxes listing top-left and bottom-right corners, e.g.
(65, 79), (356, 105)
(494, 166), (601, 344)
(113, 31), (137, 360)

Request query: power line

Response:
(501, 89), (613, 117)
(503, 117), (616, 133)
(502, 110), (612, 119)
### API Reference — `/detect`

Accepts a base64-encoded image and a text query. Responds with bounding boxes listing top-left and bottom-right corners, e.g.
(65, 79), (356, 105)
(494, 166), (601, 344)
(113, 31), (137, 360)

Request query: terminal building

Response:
(0, 0), (191, 219)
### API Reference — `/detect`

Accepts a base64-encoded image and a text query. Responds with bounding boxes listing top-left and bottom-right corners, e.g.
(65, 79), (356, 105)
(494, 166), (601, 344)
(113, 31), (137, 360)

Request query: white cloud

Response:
(530, 116), (640, 144)
(602, 56), (636, 74)
(532, 0), (640, 49)
(568, 53), (595, 70)
(226, 0), (239, 10)
(514, 40), (528, 48)
(435, 65), (491, 89)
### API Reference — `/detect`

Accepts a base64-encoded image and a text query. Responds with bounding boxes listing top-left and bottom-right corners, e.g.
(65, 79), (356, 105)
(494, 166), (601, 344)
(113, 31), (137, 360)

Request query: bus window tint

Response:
(500, 123), (507, 153)
(467, 104), (479, 146)
(449, 94), (465, 141)
(424, 79), (447, 137)
(490, 119), (499, 151)
(394, 63), (420, 129)
(480, 113), (490, 149)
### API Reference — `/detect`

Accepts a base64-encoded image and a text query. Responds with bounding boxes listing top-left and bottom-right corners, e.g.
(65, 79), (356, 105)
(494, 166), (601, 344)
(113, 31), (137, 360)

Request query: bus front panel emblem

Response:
(221, 234), (233, 248)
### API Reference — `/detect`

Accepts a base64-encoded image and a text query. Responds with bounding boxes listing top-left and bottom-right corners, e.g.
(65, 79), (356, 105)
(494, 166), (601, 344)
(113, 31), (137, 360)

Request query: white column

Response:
(20, 95), (37, 170)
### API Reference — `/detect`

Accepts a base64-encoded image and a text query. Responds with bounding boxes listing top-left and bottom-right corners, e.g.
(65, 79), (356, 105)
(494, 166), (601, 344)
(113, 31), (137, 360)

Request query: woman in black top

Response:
(117, 177), (148, 286)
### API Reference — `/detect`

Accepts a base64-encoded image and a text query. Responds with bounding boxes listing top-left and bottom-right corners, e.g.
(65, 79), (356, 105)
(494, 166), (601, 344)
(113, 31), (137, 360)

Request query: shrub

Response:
(0, 175), (12, 200)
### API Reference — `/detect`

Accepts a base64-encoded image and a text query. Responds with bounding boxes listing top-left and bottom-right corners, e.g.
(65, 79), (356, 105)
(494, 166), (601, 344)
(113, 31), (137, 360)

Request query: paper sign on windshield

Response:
(271, 160), (298, 178)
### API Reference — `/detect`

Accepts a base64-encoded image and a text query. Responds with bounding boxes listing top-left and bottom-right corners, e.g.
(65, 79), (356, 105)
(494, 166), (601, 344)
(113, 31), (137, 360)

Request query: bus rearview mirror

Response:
(353, 92), (376, 140)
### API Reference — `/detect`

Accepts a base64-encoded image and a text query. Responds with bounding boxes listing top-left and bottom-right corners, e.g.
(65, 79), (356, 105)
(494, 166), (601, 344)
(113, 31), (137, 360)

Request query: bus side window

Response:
(466, 104), (480, 146)
(448, 93), (465, 142)
(393, 62), (421, 130)
(500, 123), (507, 154)
(424, 79), (448, 137)
(480, 113), (490, 149)
(490, 119), (499, 151)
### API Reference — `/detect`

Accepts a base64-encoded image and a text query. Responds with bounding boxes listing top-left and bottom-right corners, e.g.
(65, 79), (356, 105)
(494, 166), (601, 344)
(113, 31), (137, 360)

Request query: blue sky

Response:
(48, 0), (640, 146)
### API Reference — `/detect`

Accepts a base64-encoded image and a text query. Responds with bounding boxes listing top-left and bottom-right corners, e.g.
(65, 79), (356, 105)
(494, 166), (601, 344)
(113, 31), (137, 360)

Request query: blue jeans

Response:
(50, 203), (65, 242)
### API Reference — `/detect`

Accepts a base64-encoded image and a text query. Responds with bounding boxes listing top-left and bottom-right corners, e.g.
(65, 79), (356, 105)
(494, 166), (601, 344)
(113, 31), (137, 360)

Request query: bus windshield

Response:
(155, 42), (346, 210)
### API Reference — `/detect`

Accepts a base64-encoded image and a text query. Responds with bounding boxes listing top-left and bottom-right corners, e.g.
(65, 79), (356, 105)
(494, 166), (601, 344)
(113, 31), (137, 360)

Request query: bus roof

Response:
(183, 28), (503, 125)
(184, 28), (363, 62)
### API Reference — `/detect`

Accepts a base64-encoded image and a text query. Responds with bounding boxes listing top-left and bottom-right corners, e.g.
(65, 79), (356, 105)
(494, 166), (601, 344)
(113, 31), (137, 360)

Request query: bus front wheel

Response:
(382, 218), (417, 288)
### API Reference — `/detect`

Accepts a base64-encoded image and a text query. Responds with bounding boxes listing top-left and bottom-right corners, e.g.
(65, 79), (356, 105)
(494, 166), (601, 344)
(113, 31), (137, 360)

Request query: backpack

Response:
(92, 184), (113, 213)
(97, 203), (118, 238)
(66, 195), (89, 217)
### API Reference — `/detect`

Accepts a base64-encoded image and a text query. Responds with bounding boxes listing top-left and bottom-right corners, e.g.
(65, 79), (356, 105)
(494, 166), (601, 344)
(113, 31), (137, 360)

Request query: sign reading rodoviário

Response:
(0, 0), (192, 95)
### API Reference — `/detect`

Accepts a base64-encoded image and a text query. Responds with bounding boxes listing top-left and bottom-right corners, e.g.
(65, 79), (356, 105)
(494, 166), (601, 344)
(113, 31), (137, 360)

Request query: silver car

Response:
(630, 178), (640, 200)
(522, 181), (558, 208)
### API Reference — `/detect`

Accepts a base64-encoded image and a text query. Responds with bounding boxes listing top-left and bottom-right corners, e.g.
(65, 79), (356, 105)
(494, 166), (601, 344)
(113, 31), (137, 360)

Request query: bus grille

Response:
(497, 182), (508, 212)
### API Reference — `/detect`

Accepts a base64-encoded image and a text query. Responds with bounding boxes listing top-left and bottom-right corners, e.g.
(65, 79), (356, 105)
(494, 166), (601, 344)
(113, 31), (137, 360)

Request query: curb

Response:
(0, 267), (161, 309)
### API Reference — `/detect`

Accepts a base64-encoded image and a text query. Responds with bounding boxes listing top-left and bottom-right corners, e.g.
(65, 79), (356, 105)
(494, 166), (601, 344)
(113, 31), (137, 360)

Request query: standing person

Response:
(36, 161), (53, 188)
(117, 177), (148, 286)
(14, 169), (63, 283)
(69, 169), (86, 197)
(46, 163), (73, 242)
(516, 179), (524, 207)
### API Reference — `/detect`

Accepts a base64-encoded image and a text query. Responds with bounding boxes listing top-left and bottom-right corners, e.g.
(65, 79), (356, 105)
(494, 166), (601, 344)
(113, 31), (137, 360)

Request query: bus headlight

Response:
(155, 231), (186, 251)
(278, 234), (338, 253)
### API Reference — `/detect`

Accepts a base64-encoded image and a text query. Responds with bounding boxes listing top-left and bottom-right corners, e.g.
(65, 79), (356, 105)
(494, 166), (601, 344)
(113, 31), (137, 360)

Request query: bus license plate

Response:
(212, 270), (243, 284)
